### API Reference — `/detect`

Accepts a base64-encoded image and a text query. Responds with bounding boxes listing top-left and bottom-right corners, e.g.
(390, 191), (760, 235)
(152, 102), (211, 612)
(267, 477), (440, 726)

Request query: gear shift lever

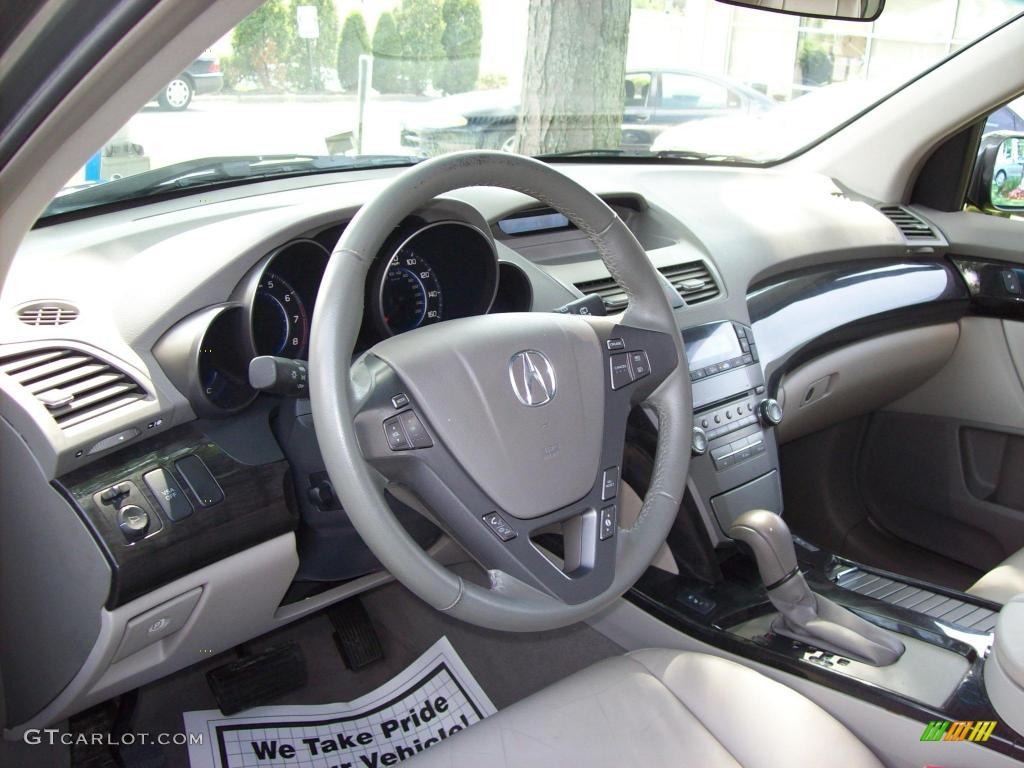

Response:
(730, 510), (905, 666)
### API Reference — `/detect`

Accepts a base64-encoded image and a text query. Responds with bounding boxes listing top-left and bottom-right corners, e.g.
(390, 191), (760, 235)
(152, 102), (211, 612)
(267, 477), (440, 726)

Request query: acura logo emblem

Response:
(509, 350), (556, 406)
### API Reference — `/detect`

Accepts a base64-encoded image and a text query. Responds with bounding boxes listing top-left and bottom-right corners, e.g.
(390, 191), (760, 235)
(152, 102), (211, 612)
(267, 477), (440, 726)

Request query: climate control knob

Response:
(691, 426), (709, 455)
(758, 398), (784, 427)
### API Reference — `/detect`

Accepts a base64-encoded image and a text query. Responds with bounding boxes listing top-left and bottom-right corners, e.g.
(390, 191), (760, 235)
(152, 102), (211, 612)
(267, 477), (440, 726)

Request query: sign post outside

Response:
(295, 5), (320, 92)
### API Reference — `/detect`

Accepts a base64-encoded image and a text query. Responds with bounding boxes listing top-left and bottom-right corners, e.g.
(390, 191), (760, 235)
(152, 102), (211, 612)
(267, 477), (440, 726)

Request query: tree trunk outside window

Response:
(517, 0), (631, 155)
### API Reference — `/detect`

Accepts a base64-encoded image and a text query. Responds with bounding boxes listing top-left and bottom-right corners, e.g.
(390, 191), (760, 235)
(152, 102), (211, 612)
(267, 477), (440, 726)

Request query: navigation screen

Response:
(683, 323), (742, 370)
(497, 212), (571, 235)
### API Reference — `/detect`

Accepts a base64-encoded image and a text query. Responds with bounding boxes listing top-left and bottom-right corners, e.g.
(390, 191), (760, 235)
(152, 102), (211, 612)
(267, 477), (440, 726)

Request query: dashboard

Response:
(0, 161), (965, 732)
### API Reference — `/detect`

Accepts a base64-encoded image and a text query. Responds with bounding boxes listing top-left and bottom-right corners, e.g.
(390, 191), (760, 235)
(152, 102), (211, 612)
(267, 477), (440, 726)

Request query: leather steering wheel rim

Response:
(310, 151), (692, 631)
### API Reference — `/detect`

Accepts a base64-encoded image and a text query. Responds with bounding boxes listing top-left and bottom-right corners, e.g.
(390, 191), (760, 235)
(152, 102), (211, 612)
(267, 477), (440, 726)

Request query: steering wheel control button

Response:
(118, 504), (150, 542)
(601, 467), (619, 501)
(482, 512), (517, 541)
(609, 353), (633, 390)
(383, 416), (411, 450)
(599, 505), (617, 541)
(628, 350), (650, 380)
(174, 454), (224, 507)
(398, 410), (433, 448)
(606, 337), (625, 351)
(143, 467), (193, 522)
(391, 392), (410, 409)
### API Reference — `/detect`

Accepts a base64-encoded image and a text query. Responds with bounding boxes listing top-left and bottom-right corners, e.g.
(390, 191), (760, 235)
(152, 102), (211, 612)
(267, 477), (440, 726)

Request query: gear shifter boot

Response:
(730, 510), (905, 667)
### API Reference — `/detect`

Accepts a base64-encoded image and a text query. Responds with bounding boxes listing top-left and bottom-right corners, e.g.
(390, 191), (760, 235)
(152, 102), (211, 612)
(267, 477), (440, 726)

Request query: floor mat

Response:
(183, 637), (496, 768)
(127, 579), (623, 767)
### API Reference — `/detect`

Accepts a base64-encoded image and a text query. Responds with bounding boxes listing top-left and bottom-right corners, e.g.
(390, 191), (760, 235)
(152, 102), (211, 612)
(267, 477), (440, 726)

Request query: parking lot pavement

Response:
(101, 94), (431, 179)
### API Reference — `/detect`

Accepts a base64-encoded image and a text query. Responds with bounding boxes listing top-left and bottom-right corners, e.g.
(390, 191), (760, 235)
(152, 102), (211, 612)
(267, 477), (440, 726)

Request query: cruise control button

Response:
(118, 504), (150, 542)
(606, 337), (625, 351)
(391, 393), (410, 409)
(609, 353), (633, 390)
(599, 505), (617, 541)
(143, 467), (193, 522)
(602, 466), (619, 501)
(628, 350), (650, 379)
(482, 512), (516, 541)
(383, 416), (411, 451)
(398, 410), (433, 448)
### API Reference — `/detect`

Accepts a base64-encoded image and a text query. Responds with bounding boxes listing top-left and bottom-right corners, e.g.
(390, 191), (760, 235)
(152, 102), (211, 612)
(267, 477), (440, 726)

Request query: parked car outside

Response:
(153, 54), (224, 111)
(400, 68), (775, 155)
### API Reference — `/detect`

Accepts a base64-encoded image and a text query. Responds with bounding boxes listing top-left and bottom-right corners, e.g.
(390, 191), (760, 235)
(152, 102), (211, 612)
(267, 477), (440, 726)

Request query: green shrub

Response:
(230, 0), (293, 91)
(372, 11), (403, 94)
(476, 72), (507, 90)
(396, 0), (445, 94)
(437, 0), (482, 94)
(337, 11), (371, 91)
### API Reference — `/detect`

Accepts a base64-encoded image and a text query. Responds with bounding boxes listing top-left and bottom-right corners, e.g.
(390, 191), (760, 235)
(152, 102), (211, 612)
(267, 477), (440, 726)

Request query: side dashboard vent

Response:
(17, 301), (79, 326)
(0, 347), (146, 429)
(573, 275), (628, 313)
(659, 261), (720, 304)
(878, 206), (943, 244)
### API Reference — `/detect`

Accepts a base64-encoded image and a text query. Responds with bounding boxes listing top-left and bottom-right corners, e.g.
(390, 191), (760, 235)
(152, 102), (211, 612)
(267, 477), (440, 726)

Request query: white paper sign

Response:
(296, 5), (319, 39)
(184, 637), (495, 768)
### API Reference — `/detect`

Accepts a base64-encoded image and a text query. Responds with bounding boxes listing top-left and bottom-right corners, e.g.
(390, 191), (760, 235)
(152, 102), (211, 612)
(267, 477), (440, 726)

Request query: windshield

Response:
(42, 0), (1024, 220)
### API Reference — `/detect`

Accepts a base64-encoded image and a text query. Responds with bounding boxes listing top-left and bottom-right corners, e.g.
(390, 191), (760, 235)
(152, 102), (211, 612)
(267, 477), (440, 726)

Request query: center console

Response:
(633, 315), (1024, 761)
(681, 321), (784, 540)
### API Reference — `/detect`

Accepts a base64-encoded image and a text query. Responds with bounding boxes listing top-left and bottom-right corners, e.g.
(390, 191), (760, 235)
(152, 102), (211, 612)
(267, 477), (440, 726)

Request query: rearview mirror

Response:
(969, 132), (1024, 213)
(715, 0), (884, 22)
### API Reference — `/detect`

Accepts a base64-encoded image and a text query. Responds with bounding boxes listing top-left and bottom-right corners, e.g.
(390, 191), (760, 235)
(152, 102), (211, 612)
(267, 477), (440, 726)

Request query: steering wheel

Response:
(310, 152), (692, 631)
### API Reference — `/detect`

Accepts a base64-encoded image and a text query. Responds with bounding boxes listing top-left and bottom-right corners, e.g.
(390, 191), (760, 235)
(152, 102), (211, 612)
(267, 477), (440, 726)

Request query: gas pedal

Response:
(327, 598), (384, 670)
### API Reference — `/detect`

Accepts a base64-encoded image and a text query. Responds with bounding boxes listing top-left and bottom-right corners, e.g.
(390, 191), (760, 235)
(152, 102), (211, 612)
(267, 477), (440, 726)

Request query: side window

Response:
(625, 72), (652, 107)
(659, 73), (730, 110)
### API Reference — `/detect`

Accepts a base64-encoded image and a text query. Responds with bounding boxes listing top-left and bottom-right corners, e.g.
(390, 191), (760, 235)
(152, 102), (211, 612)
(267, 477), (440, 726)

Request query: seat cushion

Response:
(968, 548), (1024, 604)
(406, 649), (882, 767)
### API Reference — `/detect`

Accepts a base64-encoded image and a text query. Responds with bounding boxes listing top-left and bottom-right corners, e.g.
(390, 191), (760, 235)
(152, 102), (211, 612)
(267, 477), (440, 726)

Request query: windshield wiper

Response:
(40, 153), (425, 220)
(536, 148), (750, 163)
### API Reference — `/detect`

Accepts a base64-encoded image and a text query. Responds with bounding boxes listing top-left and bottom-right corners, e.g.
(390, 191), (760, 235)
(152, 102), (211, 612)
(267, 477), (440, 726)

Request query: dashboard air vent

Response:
(659, 261), (720, 304)
(0, 347), (146, 429)
(573, 276), (628, 313)
(878, 206), (942, 244)
(17, 301), (79, 326)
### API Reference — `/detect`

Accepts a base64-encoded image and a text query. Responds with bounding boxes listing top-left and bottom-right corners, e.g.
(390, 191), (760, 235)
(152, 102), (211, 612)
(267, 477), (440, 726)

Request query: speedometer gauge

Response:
(379, 251), (443, 335)
(253, 271), (309, 358)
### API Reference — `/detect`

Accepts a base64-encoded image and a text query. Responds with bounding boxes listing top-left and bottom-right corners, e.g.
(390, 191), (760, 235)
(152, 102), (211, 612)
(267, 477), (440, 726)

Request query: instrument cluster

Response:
(189, 218), (505, 413)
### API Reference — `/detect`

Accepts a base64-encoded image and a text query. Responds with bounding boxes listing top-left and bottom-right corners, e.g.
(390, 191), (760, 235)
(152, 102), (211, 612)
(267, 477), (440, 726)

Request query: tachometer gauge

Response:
(253, 271), (309, 358)
(379, 251), (443, 335)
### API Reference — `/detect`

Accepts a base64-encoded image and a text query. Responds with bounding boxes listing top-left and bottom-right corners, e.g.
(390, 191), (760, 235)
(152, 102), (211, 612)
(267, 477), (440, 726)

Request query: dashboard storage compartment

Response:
(710, 470), (783, 536)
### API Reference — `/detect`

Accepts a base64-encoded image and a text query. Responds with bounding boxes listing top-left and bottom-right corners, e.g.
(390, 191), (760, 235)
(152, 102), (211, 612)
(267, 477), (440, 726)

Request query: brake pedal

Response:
(328, 598), (384, 670)
(206, 641), (306, 715)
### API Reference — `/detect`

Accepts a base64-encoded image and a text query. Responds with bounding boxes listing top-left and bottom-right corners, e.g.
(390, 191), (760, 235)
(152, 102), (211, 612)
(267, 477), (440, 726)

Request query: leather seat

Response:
(969, 548), (1024, 604)
(408, 649), (881, 767)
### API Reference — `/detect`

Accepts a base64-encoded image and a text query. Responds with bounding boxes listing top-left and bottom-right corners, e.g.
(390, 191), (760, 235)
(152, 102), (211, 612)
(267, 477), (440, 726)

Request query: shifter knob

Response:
(729, 509), (798, 587)
(729, 509), (906, 666)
